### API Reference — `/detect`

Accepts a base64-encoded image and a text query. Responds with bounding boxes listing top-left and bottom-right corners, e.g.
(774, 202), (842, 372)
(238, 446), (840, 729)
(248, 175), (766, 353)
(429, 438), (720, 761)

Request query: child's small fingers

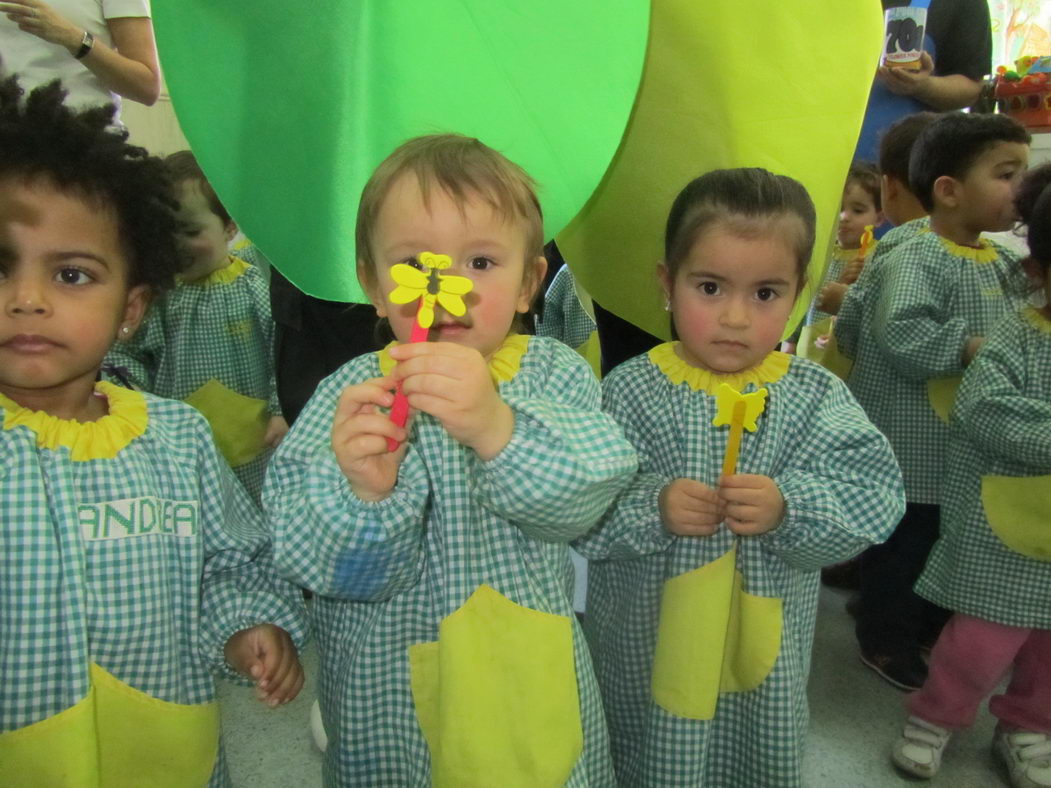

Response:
(274, 664), (305, 704)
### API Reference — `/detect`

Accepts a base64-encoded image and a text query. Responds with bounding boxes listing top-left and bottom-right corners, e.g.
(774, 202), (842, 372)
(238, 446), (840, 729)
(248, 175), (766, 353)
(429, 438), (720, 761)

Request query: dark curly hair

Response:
(0, 76), (182, 292)
(1015, 162), (1051, 272)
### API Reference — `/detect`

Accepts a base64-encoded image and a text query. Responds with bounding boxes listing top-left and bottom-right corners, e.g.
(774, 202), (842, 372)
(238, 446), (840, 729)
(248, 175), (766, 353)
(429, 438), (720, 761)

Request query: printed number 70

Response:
(886, 18), (924, 55)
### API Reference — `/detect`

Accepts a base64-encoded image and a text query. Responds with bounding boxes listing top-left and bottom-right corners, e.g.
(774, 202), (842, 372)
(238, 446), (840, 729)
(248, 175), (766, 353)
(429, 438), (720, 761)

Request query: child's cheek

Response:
(673, 303), (716, 344)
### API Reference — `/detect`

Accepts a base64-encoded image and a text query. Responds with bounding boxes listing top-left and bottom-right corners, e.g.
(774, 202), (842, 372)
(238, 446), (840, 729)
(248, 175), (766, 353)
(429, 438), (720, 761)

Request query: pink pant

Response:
(908, 613), (1051, 733)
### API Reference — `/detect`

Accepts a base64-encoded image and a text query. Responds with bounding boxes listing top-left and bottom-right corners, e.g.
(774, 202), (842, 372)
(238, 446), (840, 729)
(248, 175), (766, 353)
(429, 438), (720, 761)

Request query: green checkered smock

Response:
(805, 242), (877, 328)
(105, 257), (279, 501)
(537, 265), (597, 350)
(263, 335), (637, 787)
(916, 308), (1051, 628)
(0, 387), (307, 786)
(835, 217), (930, 361)
(573, 346), (904, 787)
(844, 231), (1025, 504)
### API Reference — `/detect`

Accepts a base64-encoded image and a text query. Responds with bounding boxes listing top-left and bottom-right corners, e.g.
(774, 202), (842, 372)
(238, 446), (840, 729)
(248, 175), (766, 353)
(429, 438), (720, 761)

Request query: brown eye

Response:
(57, 268), (91, 285)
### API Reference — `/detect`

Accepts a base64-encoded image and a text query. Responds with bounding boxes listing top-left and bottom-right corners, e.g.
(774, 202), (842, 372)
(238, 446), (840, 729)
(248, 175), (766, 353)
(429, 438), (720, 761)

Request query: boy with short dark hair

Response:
(835, 112), (940, 361)
(846, 111), (1031, 691)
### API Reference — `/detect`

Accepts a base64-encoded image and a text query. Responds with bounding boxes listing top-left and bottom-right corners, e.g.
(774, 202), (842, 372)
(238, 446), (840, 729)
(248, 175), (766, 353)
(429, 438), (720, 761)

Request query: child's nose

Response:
(720, 297), (749, 328)
(5, 277), (50, 316)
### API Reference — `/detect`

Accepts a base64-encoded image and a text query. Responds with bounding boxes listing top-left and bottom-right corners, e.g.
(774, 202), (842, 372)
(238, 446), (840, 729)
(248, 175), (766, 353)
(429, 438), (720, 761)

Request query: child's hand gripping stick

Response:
(384, 252), (474, 451)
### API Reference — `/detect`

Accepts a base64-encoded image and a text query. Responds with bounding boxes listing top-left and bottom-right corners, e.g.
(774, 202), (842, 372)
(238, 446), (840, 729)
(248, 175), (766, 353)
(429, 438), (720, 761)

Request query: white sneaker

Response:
(994, 727), (1051, 788)
(310, 699), (328, 753)
(891, 716), (952, 779)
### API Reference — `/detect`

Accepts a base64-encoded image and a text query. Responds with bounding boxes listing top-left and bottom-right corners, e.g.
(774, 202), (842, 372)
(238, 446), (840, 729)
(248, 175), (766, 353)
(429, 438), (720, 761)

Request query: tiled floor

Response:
(219, 586), (1006, 787)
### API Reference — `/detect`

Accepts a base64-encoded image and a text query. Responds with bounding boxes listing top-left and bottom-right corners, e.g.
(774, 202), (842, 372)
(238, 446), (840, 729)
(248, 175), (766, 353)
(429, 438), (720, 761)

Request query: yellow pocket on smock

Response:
(927, 376), (962, 423)
(93, 662), (220, 787)
(981, 475), (1051, 561)
(820, 332), (854, 381)
(408, 584), (583, 788)
(0, 687), (99, 787)
(184, 379), (268, 467)
(798, 318), (832, 365)
(652, 546), (783, 720)
(0, 663), (219, 788)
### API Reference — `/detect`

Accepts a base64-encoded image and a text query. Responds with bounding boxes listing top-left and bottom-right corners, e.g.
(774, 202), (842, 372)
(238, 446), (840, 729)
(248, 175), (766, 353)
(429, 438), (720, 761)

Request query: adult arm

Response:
(1, 1), (160, 104)
(878, 52), (983, 111)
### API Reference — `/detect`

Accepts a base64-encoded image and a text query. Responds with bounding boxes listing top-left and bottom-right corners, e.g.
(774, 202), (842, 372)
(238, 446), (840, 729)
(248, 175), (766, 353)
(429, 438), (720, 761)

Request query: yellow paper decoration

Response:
(651, 546), (783, 720)
(408, 585), (582, 787)
(557, 0), (883, 341)
(981, 475), (1051, 562)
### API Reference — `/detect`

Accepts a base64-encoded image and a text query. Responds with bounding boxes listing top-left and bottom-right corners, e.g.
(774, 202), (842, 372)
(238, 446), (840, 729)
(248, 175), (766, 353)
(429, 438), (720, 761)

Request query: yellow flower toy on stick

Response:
(385, 252), (473, 450)
(712, 383), (768, 476)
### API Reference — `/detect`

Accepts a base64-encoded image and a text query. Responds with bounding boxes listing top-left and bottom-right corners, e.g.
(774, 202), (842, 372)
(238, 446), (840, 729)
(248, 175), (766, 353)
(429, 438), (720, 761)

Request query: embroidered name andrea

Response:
(78, 497), (199, 541)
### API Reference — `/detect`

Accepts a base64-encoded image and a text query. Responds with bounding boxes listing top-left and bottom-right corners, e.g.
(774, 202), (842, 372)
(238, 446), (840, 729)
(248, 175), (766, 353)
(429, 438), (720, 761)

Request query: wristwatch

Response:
(74, 30), (94, 60)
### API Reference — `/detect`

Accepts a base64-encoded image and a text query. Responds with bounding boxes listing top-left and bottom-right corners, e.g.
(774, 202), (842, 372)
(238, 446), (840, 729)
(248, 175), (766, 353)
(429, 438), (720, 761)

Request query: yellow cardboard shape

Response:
(819, 331), (854, 381)
(981, 475), (1051, 561)
(927, 376), (962, 423)
(408, 585), (582, 787)
(557, 0), (883, 341)
(798, 317), (833, 365)
(0, 663), (219, 787)
(652, 546), (783, 720)
(183, 379), (268, 467)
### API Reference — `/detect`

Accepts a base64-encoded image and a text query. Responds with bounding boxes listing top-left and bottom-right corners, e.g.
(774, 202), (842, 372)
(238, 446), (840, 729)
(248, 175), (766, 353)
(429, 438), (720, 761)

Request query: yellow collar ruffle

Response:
(648, 342), (790, 394)
(378, 334), (530, 384)
(832, 240), (877, 263)
(1023, 306), (1051, 334)
(0, 382), (147, 460)
(938, 235), (999, 263)
(179, 255), (249, 286)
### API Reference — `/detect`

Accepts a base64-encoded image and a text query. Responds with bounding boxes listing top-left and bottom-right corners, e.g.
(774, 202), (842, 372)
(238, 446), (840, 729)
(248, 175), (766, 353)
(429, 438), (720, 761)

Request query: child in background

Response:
(835, 112), (937, 363)
(106, 150), (286, 501)
(848, 112), (1030, 692)
(264, 134), (637, 786)
(536, 262), (597, 351)
(797, 161), (882, 359)
(822, 112), (940, 590)
(890, 162), (1051, 788)
(0, 79), (305, 786)
(574, 168), (905, 787)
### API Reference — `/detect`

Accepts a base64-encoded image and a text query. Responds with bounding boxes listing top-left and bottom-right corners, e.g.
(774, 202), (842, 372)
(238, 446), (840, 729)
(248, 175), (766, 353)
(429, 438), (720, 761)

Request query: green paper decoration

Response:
(557, 0), (884, 341)
(154, 1), (648, 303)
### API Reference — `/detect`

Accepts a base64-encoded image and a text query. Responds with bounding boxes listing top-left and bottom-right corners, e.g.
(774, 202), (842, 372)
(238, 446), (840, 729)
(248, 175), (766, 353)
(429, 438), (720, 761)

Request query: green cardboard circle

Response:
(154, 1), (648, 302)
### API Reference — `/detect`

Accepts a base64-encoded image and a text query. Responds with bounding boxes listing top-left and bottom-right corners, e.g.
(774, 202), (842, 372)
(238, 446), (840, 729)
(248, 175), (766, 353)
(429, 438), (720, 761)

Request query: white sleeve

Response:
(102, 0), (152, 20)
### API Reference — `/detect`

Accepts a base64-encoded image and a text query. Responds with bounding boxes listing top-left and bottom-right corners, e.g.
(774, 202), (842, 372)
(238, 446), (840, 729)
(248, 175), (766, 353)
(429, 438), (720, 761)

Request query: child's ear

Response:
(932, 175), (960, 209)
(657, 262), (673, 303)
(516, 255), (548, 313)
(1022, 256), (1046, 286)
(118, 284), (151, 339)
(357, 259), (388, 318)
(223, 219), (238, 244)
